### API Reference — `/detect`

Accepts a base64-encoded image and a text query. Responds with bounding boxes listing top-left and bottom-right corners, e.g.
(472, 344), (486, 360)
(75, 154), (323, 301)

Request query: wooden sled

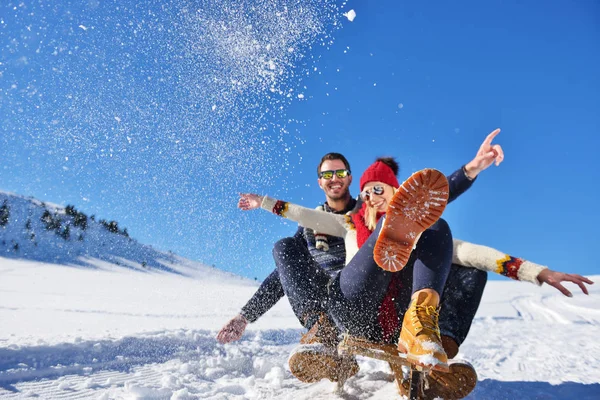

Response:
(338, 334), (428, 399)
(338, 334), (478, 399)
(338, 334), (432, 400)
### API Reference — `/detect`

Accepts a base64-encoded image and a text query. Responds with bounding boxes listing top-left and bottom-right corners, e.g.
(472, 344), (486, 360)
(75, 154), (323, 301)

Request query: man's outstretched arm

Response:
(217, 269), (284, 344)
(240, 269), (285, 323)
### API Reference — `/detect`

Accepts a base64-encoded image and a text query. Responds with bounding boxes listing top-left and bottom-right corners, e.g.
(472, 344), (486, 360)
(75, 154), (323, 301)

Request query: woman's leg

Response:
(330, 218), (453, 343)
(410, 218), (453, 295)
(397, 217), (453, 371)
(329, 217), (394, 341)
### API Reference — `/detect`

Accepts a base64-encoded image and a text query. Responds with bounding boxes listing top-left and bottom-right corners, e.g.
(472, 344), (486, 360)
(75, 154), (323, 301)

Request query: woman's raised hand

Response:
(238, 193), (263, 211)
(464, 128), (505, 178)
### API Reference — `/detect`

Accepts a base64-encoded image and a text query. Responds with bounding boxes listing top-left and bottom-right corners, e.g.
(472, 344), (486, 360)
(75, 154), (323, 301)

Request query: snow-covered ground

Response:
(0, 258), (598, 399)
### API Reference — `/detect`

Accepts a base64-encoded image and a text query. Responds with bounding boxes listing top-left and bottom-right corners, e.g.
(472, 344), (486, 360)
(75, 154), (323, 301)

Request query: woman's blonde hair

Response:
(364, 185), (397, 231)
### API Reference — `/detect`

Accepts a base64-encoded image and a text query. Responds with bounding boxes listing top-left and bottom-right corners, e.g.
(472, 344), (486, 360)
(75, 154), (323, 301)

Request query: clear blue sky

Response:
(1, 0), (598, 281)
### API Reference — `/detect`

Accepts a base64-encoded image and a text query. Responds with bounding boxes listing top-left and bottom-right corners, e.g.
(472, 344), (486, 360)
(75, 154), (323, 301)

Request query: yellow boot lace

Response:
(411, 304), (441, 339)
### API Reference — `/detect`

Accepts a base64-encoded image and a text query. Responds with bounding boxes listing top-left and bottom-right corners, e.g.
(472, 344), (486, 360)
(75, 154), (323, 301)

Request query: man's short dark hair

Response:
(317, 153), (351, 176)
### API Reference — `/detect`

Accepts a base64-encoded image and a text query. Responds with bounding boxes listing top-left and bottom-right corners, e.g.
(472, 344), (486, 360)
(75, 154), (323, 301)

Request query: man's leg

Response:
(272, 236), (331, 329)
(438, 264), (488, 358)
(274, 236), (359, 383)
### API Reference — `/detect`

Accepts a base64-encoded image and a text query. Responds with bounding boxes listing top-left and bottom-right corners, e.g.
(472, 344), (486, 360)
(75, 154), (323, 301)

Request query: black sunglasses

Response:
(360, 185), (385, 201)
(319, 169), (351, 179)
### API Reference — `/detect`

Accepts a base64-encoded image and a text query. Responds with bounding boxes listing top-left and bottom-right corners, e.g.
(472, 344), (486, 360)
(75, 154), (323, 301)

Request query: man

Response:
(216, 152), (356, 346)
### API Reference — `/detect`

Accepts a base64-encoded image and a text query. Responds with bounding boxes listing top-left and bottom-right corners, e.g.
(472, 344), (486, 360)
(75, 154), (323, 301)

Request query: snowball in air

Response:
(343, 10), (356, 22)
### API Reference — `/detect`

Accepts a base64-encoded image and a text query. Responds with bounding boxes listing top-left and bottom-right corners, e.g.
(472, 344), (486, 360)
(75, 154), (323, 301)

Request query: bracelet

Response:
(462, 165), (475, 181)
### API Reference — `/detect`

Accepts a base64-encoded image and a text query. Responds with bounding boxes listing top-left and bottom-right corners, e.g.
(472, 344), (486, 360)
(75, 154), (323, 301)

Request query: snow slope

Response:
(0, 257), (598, 400)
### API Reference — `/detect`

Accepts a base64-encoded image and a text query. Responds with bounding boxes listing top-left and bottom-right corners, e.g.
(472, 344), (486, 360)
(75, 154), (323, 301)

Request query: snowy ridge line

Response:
(0, 190), (257, 282)
(0, 328), (303, 385)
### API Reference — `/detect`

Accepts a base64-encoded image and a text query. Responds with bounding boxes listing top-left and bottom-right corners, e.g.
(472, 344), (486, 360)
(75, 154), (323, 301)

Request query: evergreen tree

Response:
(0, 200), (10, 227)
(41, 210), (62, 232)
(74, 212), (88, 230)
(61, 225), (71, 241)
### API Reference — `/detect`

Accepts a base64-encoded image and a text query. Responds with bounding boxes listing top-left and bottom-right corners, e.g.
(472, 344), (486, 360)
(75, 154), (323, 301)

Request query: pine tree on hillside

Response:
(65, 205), (76, 216)
(41, 210), (62, 232)
(0, 200), (10, 227)
(60, 225), (71, 241)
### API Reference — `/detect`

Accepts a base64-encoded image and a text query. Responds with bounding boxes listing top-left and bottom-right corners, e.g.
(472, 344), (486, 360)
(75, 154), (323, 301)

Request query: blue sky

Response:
(1, 0), (598, 281)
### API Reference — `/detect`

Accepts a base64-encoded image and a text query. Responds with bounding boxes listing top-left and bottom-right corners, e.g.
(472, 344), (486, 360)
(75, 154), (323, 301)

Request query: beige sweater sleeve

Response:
(260, 196), (347, 238)
(452, 239), (548, 285)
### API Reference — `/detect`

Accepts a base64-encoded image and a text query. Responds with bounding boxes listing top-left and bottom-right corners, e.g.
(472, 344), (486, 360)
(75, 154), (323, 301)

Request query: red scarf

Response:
(351, 204), (400, 343)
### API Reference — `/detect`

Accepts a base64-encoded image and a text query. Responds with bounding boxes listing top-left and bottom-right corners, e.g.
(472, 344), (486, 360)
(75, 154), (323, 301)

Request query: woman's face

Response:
(361, 181), (395, 213)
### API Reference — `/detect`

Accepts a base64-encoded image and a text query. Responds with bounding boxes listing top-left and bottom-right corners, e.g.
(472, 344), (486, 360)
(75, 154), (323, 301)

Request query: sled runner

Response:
(338, 334), (477, 399)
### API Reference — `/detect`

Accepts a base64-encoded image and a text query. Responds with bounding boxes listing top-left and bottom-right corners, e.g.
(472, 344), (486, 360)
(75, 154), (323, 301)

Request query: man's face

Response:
(318, 159), (352, 201)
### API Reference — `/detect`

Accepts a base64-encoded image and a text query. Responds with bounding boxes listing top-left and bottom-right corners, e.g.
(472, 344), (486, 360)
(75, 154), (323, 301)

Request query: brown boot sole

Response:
(424, 360), (477, 400)
(288, 347), (359, 383)
(374, 168), (449, 272)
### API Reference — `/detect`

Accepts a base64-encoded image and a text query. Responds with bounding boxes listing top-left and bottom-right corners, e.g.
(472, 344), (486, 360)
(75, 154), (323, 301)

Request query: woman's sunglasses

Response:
(318, 169), (351, 179)
(360, 185), (385, 201)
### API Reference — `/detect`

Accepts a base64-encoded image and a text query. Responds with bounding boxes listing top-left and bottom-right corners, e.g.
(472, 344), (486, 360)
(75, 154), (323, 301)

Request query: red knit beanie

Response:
(359, 160), (400, 191)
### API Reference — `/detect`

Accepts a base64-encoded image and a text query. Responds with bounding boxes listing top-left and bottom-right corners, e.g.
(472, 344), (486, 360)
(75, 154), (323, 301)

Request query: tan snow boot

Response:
(423, 359), (478, 399)
(374, 168), (449, 272)
(395, 360), (477, 400)
(441, 335), (459, 359)
(398, 290), (449, 372)
(288, 314), (359, 383)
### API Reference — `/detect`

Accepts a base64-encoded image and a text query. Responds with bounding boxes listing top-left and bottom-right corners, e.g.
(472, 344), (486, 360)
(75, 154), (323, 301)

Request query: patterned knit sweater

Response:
(302, 200), (357, 278)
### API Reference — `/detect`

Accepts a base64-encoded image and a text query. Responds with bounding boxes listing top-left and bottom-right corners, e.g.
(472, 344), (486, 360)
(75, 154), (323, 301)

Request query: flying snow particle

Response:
(398, 103), (404, 109)
(343, 10), (356, 22)
(297, 94), (304, 99)
(211, 105), (217, 111)
(114, 116), (121, 122)
(78, 25), (88, 31)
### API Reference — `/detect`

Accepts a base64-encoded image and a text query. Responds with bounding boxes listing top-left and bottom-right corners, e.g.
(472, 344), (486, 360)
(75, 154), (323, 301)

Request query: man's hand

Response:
(216, 314), (248, 344)
(537, 269), (594, 297)
(238, 193), (263, 211)
(464, 128), (505, 178)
